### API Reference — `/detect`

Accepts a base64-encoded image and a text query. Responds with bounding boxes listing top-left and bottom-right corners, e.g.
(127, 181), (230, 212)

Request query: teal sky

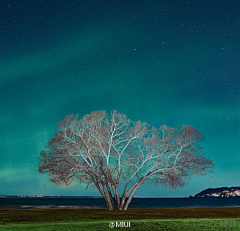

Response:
(0, 0), (239, 197)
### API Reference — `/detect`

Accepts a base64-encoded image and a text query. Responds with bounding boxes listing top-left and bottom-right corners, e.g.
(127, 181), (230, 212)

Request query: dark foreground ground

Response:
(1, 207), (240, 230)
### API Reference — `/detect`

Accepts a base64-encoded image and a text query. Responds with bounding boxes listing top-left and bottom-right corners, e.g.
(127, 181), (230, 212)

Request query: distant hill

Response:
(191, 187), (240, 198)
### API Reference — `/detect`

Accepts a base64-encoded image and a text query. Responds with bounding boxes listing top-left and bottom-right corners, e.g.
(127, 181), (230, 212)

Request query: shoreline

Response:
(1, 204), (240, 210)
(0, 205), (240, 211)
(1, 197), (240, 210)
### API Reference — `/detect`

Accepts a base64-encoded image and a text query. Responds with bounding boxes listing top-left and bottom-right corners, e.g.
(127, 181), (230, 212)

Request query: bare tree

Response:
(38, 110), (213, 210)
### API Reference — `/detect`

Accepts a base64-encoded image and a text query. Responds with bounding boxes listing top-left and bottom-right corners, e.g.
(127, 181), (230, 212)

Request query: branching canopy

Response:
(38, 110), (213, 210)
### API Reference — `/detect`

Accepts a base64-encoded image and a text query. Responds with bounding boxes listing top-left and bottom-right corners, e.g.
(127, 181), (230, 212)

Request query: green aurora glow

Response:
(0, 0), (239, 197)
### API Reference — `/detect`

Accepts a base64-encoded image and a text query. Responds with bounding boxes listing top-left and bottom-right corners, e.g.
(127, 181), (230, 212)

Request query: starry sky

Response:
(0, 0), (239, 197)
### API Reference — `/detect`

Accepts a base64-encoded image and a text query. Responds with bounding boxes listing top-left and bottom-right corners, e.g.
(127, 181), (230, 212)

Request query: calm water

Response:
(1, 197), (240, 209)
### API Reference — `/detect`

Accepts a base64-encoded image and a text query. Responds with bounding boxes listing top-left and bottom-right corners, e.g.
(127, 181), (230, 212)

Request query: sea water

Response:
(1, 197), (240, 209)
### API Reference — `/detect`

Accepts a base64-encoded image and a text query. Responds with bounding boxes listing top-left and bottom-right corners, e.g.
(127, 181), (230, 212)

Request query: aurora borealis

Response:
(0, 0), (239, 197)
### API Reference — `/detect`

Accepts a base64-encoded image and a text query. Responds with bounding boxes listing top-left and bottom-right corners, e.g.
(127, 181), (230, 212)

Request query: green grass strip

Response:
(1, 218), (240, 231)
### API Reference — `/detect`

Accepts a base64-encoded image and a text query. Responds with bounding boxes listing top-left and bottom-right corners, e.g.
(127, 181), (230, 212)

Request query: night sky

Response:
(1, 0), (239, 197)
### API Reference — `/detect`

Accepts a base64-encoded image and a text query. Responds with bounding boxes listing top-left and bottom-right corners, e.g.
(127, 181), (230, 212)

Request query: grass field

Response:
(1, 207), (240, 230)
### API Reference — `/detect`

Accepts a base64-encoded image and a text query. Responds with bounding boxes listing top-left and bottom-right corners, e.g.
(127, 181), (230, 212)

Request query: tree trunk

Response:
(102, 184), (114, 210)
(119, 196), (126, 210)
(123, 183), (141, 210)
(105, 196), (114, 210)
(120, 178), (145, 210)
(93, 179), (114, 210)
(104, 184), (114, 208)
(114, 186), (121, 209)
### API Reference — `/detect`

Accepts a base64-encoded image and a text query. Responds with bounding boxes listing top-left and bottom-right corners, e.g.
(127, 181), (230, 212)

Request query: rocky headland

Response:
(191, 187), (240, 198)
